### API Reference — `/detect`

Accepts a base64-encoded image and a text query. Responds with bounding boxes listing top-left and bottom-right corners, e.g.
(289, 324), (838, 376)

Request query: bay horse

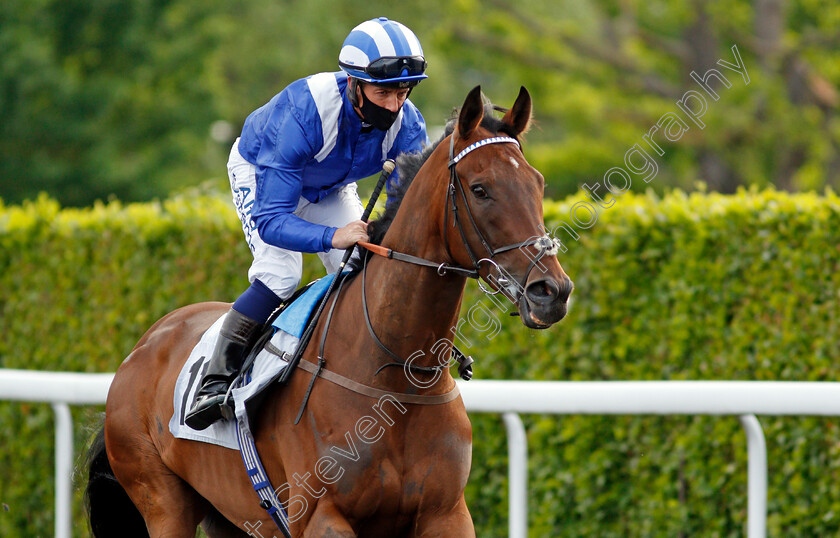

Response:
(86, 86), (573, 537)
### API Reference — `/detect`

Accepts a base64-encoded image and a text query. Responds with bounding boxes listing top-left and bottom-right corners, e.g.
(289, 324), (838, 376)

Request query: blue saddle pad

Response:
(272, 273), (338, 338)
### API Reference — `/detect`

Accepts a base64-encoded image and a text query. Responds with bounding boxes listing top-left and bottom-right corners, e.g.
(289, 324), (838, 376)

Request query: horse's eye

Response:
(470, 185), (488, 199)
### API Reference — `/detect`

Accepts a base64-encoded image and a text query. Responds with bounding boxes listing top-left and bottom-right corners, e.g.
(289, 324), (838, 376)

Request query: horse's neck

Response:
(358, 171), (467, 377)
(364, 254), (466, 348)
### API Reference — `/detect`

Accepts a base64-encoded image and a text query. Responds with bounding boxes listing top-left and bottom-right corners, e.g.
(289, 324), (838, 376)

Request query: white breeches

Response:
(226, 139), (363, 300)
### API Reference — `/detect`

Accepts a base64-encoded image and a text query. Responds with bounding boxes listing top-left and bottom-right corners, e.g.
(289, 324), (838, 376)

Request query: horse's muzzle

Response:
(518, 276), (573, 329)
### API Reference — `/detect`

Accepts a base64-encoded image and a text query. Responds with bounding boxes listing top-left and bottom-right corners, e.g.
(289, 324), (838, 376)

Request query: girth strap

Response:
(235, 372), (292, 538)
(296, 359), (461, 405)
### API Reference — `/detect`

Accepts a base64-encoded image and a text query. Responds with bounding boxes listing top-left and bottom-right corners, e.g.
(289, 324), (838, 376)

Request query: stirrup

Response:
(185, 395), (225, 430)
(220, 383), (236, 420)
(185, 385), (236, 429)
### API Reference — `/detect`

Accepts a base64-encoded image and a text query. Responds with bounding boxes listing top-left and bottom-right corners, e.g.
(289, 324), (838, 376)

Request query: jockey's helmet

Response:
(339, 17), (427, 89)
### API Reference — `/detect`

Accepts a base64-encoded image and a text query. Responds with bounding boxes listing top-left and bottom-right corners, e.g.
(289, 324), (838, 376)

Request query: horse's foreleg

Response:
(412, 497), (475, 538)
(300, 500), (356, 538)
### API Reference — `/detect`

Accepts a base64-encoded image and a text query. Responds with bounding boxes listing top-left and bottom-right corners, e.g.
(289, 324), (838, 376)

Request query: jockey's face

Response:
(358, 82), (410, 113)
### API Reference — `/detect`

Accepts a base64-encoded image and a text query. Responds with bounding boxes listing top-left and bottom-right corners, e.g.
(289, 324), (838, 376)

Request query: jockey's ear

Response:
(348, 76), (362, 109)
(457, 85), (484, 140)
(501, 86), (532, 137)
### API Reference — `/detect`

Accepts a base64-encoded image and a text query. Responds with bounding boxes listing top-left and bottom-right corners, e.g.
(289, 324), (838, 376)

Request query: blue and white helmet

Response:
(339, 17), (428, 88)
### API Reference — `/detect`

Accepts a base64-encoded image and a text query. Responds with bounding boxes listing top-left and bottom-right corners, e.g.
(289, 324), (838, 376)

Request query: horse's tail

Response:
(84, 418), (149, 537)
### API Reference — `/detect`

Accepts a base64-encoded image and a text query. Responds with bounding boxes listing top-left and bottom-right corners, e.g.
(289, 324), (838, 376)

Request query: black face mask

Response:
(358, 86), (399, 131)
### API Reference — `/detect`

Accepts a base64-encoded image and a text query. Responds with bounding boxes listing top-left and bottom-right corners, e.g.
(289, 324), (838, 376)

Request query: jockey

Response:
(186, 17), (430, 430)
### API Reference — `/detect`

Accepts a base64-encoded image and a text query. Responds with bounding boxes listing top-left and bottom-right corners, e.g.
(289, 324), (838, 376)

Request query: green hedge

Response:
(1, 188), (839, 536)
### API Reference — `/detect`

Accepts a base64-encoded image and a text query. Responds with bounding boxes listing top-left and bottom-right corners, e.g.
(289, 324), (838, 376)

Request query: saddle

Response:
(244, 279), (317, 367)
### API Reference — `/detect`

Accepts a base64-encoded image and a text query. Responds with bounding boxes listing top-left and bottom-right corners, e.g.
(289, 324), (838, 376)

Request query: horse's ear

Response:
(501, 86), (532, 136)
(457, 85), (484, 140)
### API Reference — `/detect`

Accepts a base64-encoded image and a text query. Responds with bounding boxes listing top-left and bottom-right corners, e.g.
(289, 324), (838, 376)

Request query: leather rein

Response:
(294, 134), (560, 411)
(355, 134), (560, 373)
(360, 133), (560, 302)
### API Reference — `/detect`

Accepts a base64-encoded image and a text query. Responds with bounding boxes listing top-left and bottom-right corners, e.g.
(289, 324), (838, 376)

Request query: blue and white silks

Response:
(237, 72), (429, 253)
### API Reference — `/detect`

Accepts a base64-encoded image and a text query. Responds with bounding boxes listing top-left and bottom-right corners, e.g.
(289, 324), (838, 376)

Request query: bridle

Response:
(355, 132), (561, 377)
(443, 133), (560, 299)
(291, 132), (564, 427)
(360, 132), (561, 302)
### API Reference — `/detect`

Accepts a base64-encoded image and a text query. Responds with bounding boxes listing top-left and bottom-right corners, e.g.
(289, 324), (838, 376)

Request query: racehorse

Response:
(85, 85), (573, 537)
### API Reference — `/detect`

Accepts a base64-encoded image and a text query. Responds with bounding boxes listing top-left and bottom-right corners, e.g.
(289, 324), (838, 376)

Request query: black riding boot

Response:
(184, 309), (262, 430)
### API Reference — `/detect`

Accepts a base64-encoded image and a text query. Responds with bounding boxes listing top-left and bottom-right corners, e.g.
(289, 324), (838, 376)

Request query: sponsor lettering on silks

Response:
(234, 184), (258, 253)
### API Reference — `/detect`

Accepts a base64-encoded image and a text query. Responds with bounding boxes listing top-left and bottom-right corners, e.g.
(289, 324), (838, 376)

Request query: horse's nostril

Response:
(562, 278), (574, 299)
(526, 277), (573, 305)
(525, 278), (560, 305)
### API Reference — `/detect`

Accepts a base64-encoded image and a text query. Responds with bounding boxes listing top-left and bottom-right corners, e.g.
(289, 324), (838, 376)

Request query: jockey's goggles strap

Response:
(340, 56), (427, 80)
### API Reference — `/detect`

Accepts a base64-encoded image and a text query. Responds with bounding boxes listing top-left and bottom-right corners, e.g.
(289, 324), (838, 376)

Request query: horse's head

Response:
(368, 85), (573, 328)
(439, 85), (573, 328)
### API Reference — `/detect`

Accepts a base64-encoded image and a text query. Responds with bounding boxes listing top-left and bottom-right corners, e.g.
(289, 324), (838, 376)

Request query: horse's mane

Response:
(346, 101), (518, 273)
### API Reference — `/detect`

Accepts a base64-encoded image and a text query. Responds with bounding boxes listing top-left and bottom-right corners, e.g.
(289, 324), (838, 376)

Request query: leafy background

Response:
(1, 189), (839, 536)
(1, 0), (838, 205)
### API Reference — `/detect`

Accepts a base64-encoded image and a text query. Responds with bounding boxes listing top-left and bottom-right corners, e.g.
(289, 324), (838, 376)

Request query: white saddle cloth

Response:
(168, 313), (300, 449)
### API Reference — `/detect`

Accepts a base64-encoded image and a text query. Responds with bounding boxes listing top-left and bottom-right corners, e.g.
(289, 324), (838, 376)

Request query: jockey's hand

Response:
(332, 220), (370, 249)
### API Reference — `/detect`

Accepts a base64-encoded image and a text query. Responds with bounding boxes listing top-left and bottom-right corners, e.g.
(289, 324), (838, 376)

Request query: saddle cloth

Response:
(168, 274), (338, 449)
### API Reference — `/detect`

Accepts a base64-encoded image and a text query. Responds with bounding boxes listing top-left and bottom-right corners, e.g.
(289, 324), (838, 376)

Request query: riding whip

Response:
(326, 158), (395, 304)
(284, 160), (396, 423)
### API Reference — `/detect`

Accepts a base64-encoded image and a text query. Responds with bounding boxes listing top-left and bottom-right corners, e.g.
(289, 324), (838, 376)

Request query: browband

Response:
(449, 136), (520, 166)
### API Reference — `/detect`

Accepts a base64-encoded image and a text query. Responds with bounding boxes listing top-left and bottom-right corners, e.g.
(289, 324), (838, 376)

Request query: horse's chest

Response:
(313, 415), (472, 517)
(399, 429), (473, 503)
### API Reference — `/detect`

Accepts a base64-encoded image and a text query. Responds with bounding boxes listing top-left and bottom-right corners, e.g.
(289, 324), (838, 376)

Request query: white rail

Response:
(3, 370), (840, 537)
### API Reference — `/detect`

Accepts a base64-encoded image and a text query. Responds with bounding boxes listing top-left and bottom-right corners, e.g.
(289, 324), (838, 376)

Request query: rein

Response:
(357, 241), (478, 278)
(294, 134), (561, 416)
(359, 134), (560, 300)
(361, 257), (444, 376)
